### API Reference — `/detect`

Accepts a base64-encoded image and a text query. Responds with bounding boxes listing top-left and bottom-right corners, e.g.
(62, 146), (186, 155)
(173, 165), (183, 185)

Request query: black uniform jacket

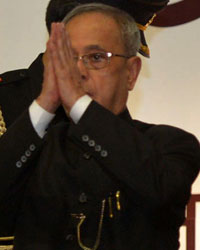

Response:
(0, 55), (200, 250)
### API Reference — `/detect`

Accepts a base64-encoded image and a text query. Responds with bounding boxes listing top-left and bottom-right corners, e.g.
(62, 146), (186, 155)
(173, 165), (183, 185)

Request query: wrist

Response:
(36, 95), (59, 114)
(62, 92), (85, 115)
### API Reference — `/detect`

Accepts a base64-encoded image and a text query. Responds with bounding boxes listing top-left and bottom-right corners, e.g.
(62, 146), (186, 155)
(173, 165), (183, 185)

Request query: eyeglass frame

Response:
(73, 51), (134, 70)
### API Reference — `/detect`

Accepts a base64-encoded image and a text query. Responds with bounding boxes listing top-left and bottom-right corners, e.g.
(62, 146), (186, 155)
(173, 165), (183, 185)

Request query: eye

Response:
(73, 55), (79, 62)
(89, 53), (107, 63)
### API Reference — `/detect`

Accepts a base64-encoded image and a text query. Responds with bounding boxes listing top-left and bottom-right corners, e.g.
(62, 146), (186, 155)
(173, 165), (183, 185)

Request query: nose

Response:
(76, 58), (89, 81)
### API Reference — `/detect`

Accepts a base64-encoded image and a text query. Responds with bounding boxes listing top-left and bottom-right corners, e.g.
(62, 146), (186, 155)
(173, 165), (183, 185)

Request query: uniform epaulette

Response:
(0, 69), (29, 85)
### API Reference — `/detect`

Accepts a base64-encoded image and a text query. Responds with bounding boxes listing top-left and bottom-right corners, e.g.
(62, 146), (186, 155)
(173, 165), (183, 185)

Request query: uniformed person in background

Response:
(0, 1), (200, 250)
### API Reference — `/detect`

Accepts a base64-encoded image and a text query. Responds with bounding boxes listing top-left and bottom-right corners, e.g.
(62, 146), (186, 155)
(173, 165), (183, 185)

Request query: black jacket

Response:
(0, 55), (199, 250)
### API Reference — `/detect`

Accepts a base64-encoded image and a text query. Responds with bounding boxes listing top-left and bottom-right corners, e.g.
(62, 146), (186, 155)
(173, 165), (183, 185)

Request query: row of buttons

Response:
(65, 192), (88, 242)
(16, 144), (36, 168)
(82, 135), (108, 158)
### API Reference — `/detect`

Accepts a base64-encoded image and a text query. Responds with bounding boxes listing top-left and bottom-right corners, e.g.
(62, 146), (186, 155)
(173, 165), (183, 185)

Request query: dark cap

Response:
(46, 0), (169, 57)
(125, 0), (170, 57)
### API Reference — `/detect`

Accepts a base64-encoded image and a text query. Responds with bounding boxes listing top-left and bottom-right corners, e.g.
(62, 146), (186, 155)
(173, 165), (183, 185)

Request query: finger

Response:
(47, 23), (65, 71)
(49, 24), (66, 76)
(44, 41), (57, 84)
(62, 29), (80, 73)
(54, 23), (69, 69)
(57, 24), (81, 82)
(64, 30), (74, 60)
(50, 23), (82, 88)
(50, 43), (64, 79)
(50, 22), (57, 46)
(63, 31), (83, 85)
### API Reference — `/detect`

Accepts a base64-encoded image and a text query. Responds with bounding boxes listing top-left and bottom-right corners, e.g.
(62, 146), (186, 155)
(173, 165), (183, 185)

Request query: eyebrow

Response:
(83, 45), (106, 53)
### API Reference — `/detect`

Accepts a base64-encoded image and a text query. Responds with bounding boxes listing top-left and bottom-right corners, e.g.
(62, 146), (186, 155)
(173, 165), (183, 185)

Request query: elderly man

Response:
(0, 2), (200, 250)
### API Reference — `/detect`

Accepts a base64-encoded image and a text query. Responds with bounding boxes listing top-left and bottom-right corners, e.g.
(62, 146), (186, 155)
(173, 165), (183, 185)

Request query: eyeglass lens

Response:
(84, 53), (109, 69)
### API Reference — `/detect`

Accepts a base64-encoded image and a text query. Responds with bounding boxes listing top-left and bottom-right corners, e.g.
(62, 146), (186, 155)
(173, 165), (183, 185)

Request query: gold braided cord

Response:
(73, 199), (106, 250)
(0, 246), (13, 250)
(140, 45), (150, 57)
(0, 106), (7, 137)
(0, 237), (14, 242)
(0, 236), (14, 250)
(136, 23), (147, 31)
(136, 14), (157, 31)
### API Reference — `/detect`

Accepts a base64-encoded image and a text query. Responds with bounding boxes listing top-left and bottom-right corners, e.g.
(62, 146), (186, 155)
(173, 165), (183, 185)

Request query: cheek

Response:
(94, 67), (121, 85)
(89, 69), (112, 92)
(87, 72), (112, 103)
(88, 65), (128, 99)
(93, 71), (116, 94)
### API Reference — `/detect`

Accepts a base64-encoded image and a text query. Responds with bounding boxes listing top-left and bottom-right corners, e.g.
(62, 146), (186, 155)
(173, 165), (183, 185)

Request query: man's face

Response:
(66, 12), (141, 114)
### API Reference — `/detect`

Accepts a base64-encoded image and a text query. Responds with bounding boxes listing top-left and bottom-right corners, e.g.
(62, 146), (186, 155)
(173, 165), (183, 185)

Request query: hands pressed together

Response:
(37, 22), (85, 115)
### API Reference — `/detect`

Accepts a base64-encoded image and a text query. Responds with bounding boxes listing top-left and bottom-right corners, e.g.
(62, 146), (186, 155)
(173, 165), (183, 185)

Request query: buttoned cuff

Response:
(29, 100), (55, 138)
(70, 95), (92, 124)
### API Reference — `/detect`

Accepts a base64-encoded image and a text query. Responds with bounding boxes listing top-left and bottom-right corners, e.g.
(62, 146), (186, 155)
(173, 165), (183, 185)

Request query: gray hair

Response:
(62, 3), (140, 56)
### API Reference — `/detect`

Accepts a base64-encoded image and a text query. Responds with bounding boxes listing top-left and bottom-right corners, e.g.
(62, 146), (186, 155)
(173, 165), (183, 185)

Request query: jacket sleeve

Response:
(67, 101), (200, 211)
(0, 109), (43, 235)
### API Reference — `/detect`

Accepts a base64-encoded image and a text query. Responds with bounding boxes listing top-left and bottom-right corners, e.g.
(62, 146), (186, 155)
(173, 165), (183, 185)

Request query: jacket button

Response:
(25, 150), (31, 157)
(88, 140), (95, 147)
(16, 161), (22, 168)
(82, 135), (89, 142)
(83, 152), (91, 160)
(65, 234), (75, 241)
(79, 193), (87, 203)
(95, 145), (101, 152)
(20, 72), (26, 77)
(101, 150), (108, 158)
(21, 155), (27, 163)
(29, 144), (36, 151)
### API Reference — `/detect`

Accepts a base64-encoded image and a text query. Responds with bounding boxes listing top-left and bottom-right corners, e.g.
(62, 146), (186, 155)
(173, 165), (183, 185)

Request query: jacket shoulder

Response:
(133, 119), (199, 145)
(0, 69), (29, 85)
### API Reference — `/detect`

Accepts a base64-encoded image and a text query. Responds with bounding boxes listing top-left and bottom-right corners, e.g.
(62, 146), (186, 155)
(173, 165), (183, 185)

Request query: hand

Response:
(37, 38), (61, 114)
(48, 22), (85, 115)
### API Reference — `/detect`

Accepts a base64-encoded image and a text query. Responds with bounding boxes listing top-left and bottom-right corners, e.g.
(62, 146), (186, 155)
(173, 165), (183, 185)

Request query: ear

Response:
(126, 56), (141, 91)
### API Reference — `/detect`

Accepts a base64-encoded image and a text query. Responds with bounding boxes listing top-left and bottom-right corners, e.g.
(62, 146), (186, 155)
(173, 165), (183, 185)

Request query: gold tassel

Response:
(0, 106), (7, 137)
(108, 196), (114, 218)
(116, 191), (121, 211)
(140, 45), (150, 57)
(136, 14), (157, 31)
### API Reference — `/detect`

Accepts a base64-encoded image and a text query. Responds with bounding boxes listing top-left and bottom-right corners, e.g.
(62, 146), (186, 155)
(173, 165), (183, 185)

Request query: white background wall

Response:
(0, 0), (200, 248)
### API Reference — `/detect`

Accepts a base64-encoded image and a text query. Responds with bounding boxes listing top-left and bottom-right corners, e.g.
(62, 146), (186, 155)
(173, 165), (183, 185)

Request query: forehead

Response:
(65, 12), (124, 53)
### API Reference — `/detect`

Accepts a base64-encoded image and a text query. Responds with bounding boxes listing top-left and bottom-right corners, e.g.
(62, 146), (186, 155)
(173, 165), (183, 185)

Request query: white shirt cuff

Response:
(70, 95), (92, 124)
(29, 100), (55, 138)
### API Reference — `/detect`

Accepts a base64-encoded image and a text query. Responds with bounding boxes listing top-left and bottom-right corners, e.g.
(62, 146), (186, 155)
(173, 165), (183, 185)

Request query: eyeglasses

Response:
(73, 52), (132, 70)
